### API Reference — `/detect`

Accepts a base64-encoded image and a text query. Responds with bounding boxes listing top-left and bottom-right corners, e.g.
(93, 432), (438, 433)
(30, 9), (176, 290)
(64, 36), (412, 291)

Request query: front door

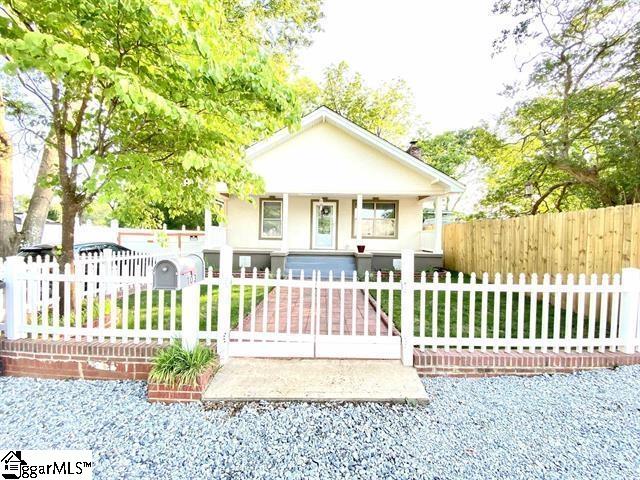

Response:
(311, 201), (337, 249)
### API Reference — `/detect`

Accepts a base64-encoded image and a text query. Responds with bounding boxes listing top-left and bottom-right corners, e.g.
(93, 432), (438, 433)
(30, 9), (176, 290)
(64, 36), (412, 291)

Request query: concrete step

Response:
(202, 358), (428, 403)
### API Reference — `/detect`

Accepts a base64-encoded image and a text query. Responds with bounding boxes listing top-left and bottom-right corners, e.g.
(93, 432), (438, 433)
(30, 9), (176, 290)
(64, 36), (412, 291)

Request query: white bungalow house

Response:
(204, 107), (464, 275)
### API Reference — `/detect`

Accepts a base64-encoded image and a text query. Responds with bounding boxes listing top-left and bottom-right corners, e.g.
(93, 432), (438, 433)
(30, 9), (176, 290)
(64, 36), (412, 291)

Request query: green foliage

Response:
(291, 76), (322, 114)
(222, 0), (323, 54)
(485, 0), (640, 215)
(156, 231), (169, 248)
(80, 199), (112, 226)
(415, 127), (498, 178)
(297, 61), (415, 144)
(47, 202), (62, 222)
(13, 194), (29, 213)
(109, 200), (208, 229)
(14, 194), (62, 221)
(0, 0), (320, 255)
(149, 342), (216, 387)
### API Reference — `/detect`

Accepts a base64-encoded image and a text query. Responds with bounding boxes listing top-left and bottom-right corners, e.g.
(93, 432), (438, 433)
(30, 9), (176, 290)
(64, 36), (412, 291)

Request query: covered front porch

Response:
(203, 192), (448, 274)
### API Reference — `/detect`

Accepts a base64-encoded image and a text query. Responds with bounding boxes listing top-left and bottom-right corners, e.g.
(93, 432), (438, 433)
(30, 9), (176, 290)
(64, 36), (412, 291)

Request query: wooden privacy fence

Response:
(444, 204), (640, 277)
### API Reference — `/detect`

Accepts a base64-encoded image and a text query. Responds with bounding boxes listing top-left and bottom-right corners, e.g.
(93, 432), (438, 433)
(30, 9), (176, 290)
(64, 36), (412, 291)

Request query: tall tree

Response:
(415, 127), (499, 178)
(490, 0), (640, 212)
(222, 0), (323, 54)
(0, 74), (59, 253)
(0, 85), (15, 256)
(301, 61), (415, 144)
(17, 133), (57, 245)
(0, 0), (305, 265)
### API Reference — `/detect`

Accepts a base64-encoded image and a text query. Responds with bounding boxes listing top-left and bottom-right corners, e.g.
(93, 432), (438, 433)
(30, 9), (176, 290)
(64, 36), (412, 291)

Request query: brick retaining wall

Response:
(3, 338), (639, 382)
(414, 348), (640, 377)
(0, 339), (163, 380)
(147, 366), (216, 403)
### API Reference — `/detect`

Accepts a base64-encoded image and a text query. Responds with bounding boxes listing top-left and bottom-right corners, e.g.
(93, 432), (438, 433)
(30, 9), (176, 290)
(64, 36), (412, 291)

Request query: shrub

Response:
(148, 342), (216, 387)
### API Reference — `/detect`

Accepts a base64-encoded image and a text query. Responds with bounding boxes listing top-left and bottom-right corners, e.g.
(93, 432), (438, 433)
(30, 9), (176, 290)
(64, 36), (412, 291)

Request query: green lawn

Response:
(380, 274), (586, 340)
(36, 274), (593, 343)
(60, 285), (266, 333)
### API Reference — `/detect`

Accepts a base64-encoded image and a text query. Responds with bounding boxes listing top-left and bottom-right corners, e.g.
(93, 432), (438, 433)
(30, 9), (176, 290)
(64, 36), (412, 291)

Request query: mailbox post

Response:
(181, 283), (200, 350)
(152, 254), (205, 350)
(216, 245), (233, 363)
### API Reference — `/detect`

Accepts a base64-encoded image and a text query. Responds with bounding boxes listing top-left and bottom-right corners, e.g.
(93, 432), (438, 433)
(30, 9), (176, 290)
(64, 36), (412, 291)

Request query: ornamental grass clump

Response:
(149, 342), (216, 387)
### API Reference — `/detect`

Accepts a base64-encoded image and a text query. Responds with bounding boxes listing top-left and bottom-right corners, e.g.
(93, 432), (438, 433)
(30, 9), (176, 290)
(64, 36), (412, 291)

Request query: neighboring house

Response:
(205, 107), (464, 275)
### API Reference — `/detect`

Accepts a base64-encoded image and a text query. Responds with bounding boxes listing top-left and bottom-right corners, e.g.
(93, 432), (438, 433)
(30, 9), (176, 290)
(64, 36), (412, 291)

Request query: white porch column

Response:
(281, 193), (289, 252)
(433, 196), (445, 254)
(204, 208), (213, 249)
(204, 208), (212, 229)
(356, 194), (363, 243)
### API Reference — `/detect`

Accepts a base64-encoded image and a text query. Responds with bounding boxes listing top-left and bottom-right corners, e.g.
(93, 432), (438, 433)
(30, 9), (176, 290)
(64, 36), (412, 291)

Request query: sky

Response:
(297, 0), (521, 134)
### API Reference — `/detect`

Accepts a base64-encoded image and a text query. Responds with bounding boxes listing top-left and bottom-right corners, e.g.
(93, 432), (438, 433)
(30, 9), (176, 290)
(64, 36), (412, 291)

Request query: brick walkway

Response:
(235, 289), (396, 336)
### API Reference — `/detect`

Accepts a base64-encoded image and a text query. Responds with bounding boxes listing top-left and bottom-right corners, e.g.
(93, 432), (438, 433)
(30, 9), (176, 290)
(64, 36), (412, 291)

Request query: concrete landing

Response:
(202, 358), (428, 403)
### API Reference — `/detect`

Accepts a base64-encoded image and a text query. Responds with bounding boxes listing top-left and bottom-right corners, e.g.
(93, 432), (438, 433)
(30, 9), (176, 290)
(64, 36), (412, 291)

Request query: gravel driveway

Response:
(1, 366), (639, 480)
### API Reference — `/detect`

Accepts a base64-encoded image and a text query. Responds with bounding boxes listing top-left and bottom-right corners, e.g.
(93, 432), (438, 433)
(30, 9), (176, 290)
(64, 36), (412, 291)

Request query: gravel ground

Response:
(1, 366), (639, 480)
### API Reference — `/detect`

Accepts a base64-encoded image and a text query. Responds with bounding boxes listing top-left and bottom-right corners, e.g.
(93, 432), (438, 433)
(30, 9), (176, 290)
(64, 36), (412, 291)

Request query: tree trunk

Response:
(20, 132), (57, 246)
(60, 190), (78, 267)
(0, 87), (17, 257)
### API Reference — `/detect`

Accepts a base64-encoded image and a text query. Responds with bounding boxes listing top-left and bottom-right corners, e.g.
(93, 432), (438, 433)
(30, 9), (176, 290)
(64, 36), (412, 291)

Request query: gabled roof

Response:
(246, 106), (465, 193)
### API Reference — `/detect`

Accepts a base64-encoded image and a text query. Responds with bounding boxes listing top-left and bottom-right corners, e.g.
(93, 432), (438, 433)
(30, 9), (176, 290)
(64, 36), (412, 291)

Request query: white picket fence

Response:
(0, 251), (170, 337)
(2, 248), (640, 366)
(3, 258), (212, 344)
(219, 267), (402, 359)
(413, 271), (631, 354)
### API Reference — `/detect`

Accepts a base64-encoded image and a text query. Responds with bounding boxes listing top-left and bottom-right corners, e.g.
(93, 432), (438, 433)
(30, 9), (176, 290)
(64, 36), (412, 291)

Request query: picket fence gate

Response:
(1, 248), (640, 366)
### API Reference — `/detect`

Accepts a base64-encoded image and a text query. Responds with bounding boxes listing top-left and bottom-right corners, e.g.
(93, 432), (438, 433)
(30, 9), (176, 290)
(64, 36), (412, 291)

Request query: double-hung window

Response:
(260, 199), (282, 239)
(353, 200), (398, 238)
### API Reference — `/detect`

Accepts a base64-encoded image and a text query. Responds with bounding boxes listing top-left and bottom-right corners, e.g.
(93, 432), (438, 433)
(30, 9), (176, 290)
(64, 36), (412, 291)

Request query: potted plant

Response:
(357, 244), (366, 253)
(147, 342), (217, 403)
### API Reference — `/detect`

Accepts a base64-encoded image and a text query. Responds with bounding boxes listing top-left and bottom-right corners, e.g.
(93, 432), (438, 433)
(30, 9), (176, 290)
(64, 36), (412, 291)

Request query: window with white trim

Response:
(260, 199), (282, 239)
(353, 200), (397, 238)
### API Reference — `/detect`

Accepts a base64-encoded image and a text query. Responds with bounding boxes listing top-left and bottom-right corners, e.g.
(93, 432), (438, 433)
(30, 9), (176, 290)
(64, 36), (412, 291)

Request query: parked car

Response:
(19, 241), (136, 275)
(73, 242), (139, 279)
(18, 242), (132, 260)
(74, 242), (131, 256)
(17, 244), (57, 262)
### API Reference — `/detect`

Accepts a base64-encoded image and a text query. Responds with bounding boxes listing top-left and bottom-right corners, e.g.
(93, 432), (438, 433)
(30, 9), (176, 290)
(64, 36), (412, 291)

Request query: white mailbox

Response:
(153, 255), (204, 290)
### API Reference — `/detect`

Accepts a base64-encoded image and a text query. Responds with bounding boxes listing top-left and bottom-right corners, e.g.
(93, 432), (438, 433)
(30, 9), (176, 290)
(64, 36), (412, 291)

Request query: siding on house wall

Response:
(226, 196), (424, 251)
(223, 120), (449, 252)
(249, 121), (448, 196)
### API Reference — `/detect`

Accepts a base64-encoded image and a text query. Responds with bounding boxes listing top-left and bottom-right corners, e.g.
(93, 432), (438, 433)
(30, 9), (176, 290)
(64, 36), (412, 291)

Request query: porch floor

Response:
(234, 289), (396, 336)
